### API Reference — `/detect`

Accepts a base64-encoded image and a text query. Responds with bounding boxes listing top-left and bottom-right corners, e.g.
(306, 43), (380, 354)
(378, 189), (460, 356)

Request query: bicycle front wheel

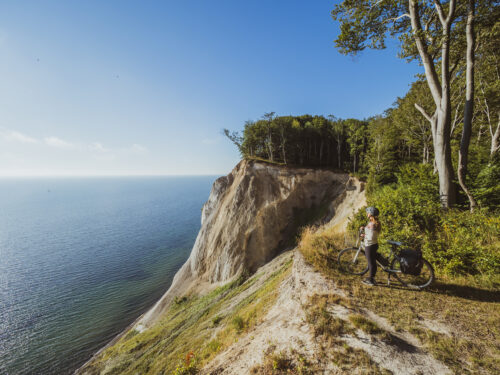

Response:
(338, 247), (368, 275)
(390, 258), (435, 289)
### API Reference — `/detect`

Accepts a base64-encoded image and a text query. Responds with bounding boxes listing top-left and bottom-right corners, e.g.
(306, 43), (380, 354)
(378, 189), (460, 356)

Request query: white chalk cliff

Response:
(76, 160), (454, 375)
(136, 160), (357, 329)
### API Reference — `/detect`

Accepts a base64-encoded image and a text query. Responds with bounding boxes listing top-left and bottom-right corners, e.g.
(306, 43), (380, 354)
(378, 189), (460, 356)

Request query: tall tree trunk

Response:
(434, 110), (456, 208)
(337, 134), (342, 168)
(410, 0), (456, 207)
(491, 114), (500, 157)
(458, 0), (478, 212)
(281, 140), (287, 165)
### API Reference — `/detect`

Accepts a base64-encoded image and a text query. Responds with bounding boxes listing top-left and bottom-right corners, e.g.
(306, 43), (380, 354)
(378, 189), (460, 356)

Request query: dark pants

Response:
(365, 243), (379, 280)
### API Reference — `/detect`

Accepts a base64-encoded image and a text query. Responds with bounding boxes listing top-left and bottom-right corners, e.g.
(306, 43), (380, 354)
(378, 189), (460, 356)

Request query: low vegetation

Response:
(249, 347), (318, 375)
(303, 294), (392, 374)
(299, 223), (500, 374)
(348, 163), (500, 279)
(79, 256), (293, 375)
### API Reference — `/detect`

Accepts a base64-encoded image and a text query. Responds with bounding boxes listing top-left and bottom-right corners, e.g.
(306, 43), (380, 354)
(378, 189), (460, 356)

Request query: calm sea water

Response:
(0, 176), (216, 375)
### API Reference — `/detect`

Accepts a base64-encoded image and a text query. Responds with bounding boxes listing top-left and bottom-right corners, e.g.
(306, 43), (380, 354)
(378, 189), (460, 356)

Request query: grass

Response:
(231, 315), (245, 333)
(303, 293), (392, 374)
(348, 314), (383, 335)
(305, 294), (354, 338)
(211, 315), (223, 326)
(79, 255), (293, 375)
(298, 225), (500, 375)
(250, 347), (318, 375)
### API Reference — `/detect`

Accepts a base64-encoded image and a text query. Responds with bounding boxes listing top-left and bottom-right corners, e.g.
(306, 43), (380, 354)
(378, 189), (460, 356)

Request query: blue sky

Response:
(0, 0), (421, 176)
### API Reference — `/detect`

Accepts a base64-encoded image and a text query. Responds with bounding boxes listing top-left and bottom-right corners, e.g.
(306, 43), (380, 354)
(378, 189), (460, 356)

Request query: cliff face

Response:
(77, 161), (454, 375)
(137, 160), (351, 328)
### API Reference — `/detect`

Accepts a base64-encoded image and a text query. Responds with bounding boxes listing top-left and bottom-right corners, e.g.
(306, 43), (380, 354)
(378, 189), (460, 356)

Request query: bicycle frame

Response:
(339, 229), (435, 289)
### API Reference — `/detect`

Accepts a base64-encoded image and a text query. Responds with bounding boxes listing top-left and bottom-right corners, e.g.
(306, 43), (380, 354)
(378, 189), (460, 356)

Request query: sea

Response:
(0, 176), (217, 375)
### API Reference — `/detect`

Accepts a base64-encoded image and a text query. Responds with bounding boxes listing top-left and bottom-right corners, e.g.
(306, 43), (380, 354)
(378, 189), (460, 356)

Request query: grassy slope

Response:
(299, 226), (500, 374)
(79, 255), (293, 375)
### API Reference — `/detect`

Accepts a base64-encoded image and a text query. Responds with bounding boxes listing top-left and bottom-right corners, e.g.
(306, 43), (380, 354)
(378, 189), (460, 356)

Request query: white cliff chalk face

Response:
(137, 160), (350, 328)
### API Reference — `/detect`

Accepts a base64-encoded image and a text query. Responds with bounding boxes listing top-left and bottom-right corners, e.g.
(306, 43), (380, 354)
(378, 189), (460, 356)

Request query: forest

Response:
(224, 0), (499, 278)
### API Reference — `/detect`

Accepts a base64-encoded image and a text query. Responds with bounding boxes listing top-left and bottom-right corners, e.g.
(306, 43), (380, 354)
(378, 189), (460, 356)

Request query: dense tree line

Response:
(224, 0), (498, 212)
(331, 0), (499, 209)
(224, 114), (369, 172)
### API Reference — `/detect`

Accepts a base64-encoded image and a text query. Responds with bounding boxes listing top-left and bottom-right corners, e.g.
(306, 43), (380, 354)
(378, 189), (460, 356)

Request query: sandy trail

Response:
(201, 250), (451, 375)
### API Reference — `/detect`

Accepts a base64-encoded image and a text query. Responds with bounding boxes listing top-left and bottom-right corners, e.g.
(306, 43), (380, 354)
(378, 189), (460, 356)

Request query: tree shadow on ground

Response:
(383, 333), (419, 353)
(427, 281), (500, 303)
(372, 278), (500, 303)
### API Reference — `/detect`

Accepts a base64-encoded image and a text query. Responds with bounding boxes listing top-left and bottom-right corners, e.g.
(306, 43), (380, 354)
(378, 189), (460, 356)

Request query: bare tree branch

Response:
(384, 13), (410, 23)
(433, 0), (446, 25)
(409, 0), (442, 106)
(415, 103), (433, 122)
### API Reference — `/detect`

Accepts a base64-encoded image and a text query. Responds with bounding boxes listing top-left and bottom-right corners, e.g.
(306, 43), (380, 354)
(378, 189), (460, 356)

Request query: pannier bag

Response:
(399, 249), (423, 276)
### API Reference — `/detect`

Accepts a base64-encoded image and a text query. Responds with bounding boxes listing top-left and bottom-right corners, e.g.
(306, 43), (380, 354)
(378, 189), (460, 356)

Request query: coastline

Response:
(74, 301), (150, 374)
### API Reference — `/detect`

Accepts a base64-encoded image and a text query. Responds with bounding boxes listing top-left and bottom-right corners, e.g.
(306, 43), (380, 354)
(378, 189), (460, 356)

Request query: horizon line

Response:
(0, 173), (224, 178)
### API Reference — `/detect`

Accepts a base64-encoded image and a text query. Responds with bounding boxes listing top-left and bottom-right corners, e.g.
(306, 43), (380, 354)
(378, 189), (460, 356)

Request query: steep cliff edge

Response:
(76, 160), (474, 375)
(137, 160), (354, 329)
(76, 160), (368, 374)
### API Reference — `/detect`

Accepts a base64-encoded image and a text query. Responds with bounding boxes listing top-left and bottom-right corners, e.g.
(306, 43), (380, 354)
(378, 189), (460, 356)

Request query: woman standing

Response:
(360, 206), (381, 286)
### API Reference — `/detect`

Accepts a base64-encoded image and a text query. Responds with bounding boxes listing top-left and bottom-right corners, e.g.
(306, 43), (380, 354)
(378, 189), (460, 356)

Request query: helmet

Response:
(365, 206), (380, 217)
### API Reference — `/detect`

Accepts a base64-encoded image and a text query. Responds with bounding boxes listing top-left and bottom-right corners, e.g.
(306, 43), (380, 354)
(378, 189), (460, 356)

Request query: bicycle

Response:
(337, 229), (435, 290)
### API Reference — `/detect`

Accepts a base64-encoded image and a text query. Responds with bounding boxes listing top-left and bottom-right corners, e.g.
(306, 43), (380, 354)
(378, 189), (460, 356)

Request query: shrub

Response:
(348, 163), (500, 276)
(348, 163), (440, 248)
(473, 154), (500, 211)
(172, 351), (198, 375)
(207, 340), (221, 353)
(174, 296), (188, 305)
(211, 315), (223, 326)
(232, 316), (245, 333)
(424, 210), (500, 275)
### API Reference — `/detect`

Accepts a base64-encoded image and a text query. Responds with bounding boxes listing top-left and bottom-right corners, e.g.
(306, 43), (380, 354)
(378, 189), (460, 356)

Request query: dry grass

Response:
(299, 225), (500, 375)
(305, 294), (354, 338)
(249, 347), (318, 375)
(348, 314), (383, 335)
(303, 293), (392, 374)
(298, 226), (345, 272)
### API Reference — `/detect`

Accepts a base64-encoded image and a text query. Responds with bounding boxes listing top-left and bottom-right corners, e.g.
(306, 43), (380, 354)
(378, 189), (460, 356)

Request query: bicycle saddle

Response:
(387, 240), (403, 246)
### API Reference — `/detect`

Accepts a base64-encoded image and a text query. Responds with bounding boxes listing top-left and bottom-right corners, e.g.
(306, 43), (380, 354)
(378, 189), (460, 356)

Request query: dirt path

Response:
(201, 249), (451, 375)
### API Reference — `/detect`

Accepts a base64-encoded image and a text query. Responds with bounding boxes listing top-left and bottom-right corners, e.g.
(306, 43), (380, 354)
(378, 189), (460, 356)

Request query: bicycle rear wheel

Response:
(338, 247), (369, 275)
(390, 258), (434, 289)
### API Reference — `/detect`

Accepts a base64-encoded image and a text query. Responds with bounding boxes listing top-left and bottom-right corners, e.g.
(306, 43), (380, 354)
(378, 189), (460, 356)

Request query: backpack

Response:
(399, 249), (424, 276)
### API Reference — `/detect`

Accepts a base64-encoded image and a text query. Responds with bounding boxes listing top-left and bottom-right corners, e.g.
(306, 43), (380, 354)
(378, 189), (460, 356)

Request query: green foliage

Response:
(349, 163), (500, 276)
(472, 155), (500, 211)
(350, 163), (440, 246)
(425, 210), (500, 275)
(224, 114), (369, 171)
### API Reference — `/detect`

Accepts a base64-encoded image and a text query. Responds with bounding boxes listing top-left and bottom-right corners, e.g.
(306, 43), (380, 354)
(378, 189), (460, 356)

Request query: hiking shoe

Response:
(362, 278), (376, 286)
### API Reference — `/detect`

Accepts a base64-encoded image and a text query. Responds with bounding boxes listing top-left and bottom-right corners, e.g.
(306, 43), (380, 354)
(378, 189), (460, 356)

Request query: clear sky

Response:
(0, 0), (421, 176)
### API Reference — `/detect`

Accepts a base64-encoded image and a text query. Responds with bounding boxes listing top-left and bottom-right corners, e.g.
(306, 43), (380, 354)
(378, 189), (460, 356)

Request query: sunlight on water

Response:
(0, 176), (215, 374)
